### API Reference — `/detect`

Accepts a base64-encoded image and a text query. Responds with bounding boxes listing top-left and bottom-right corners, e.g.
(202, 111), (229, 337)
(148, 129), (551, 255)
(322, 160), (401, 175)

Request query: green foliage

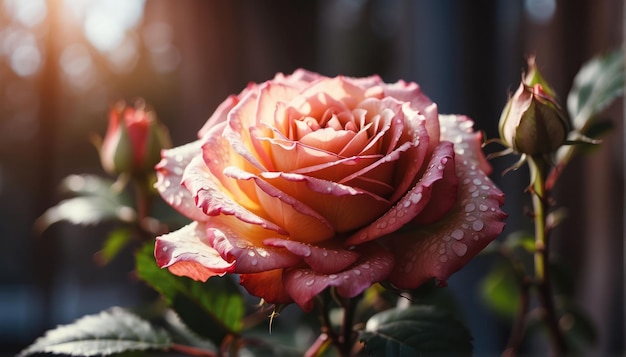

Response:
(95, 227), (134, 265)
(567, 49), (625, 131)
(18, 307), (171, 357)
(359, 305), (473, 357)
(35, 174), (134, 232)
(479, 261), (520, 320)
(135, 241), (245, 344)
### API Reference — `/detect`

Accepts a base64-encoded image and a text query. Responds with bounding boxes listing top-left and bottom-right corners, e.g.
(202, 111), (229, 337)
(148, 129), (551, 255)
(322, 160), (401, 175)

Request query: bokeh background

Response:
(0, 0), (623, 355)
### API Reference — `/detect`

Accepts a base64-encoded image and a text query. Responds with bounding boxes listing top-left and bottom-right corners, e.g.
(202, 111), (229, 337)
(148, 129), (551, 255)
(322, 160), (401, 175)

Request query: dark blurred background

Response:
(0, 0), (623, 355)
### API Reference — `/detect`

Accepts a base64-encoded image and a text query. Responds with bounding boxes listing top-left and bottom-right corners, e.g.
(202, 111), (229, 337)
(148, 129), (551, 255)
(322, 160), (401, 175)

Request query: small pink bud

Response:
(100, 100), (171, 177)
(498, 57), (569, 156)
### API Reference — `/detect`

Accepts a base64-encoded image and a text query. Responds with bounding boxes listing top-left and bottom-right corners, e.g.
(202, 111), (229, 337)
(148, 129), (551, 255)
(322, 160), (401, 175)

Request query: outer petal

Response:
(155, 141), (208, 222)
(183, 155), (287, 235)
(440, 114), (492, 175)
(345, 141), (456, 246)
(283, 244), (395, 311)
(155, 222), (235, 281)
(387, 115), (506, 289)
(263, 238), (360, 274)
(239, 269), (293, 304)
(205, 215), (302, 273)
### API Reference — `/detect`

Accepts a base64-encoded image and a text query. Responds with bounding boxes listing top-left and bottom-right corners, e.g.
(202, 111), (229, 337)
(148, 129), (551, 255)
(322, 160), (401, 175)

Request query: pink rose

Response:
(100, 100), (171, 177)
(154, 69), (506, 311)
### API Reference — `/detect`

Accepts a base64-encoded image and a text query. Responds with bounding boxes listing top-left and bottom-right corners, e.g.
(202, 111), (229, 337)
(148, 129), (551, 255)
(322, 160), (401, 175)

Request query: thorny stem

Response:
(528, 156), (567, 356)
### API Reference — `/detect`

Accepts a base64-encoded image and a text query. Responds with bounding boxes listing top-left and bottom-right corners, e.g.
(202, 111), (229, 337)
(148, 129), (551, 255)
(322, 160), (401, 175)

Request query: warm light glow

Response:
(3, 0), (47, 28)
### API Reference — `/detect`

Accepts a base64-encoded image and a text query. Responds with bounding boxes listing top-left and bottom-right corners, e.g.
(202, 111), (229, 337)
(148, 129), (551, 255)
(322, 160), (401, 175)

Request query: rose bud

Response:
(498, 59), (570, 156)
(100, 100), (171, 177)
(154, 70), (506, 311)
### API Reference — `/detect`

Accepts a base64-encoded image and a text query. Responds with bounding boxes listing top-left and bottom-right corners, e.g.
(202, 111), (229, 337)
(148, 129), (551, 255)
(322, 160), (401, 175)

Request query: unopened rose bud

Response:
(100, 100), (171, 177)
(498, 58), (569, 156)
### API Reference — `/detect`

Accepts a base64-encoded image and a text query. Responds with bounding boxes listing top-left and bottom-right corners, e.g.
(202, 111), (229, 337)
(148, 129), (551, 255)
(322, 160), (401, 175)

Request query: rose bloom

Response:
(155, 69), (506, 311)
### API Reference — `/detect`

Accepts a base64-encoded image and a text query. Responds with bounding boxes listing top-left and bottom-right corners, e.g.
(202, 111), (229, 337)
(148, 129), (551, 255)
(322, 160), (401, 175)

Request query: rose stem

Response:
(338, 294), (358, 357)
(502, 273), (531, 357)
(169, 343), (217, 357)
(528, 156), (567, 356)
(315, 295), (341, 353)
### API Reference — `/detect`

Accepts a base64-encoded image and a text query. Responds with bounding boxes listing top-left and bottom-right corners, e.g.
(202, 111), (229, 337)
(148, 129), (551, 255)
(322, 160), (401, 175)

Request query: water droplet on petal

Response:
(293, 271), (303, 279)
(305, 278), (315, 286)
(452, 242), (468, 257)
(472, 220), (484, 231)
(451, 229), (464, 240)
(328, 274), (338, 279)
(353, 269), (361, 276)
(465, 203), (476, 212)
(251, 258), (258, 266)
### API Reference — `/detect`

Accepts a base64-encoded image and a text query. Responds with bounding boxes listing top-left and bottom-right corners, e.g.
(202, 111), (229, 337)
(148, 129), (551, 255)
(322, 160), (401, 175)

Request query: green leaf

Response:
(35, 174), (135, 232)
(479, 262), (520, 320)
(94, 227), (134, 266)
(359, 305), (473, 357)
(18, 307), (171, 357)
(567, 49), (625, 131)
(58, 174), (118, 197)
(135, 241), (245, 343)
(35, 196), (136, 232)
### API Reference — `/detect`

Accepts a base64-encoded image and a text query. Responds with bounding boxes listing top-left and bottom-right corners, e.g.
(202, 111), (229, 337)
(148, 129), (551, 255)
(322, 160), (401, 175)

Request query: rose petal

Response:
(155, 222), (234, 281)
(205, 215), (302, 273)
(263, 238), (360, 274)
(439, 114), (492, 175)
(182, 155), (287, 235)
(345, 141), (456, 245)
(223, 166), (335, 243)
(254, 171), (391, 232)
(386, 152), (506, 289)
(201, 123), (263, 208)
(239, 269), (293, 304)
(155, 141), (208, 222)
(282, 244), (394, 311)
(382, 80), (440, 156)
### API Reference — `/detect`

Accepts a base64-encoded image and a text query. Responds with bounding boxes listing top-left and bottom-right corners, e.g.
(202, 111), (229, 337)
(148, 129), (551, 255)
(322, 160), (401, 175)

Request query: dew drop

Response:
(452, 242), (468, 257)
(362, 263), (370, 269)
(162, 246), (168, 252)
(251, 258), (258, 266)
(440, 255), (448, 263)
(472, 220), (484, 231)
(451, 229), (464, 240)
(322, 250), (328, 257)
(343, 274), (350, 280)
(465, 203), (476, 212)
(303, 247), (312, 257)
(479, 204), (488, 212)
(353, 269), (361, 276)
(247, 250), (256, 257)
(305, 279), (315, 286)
(473, 178), (482, 185)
